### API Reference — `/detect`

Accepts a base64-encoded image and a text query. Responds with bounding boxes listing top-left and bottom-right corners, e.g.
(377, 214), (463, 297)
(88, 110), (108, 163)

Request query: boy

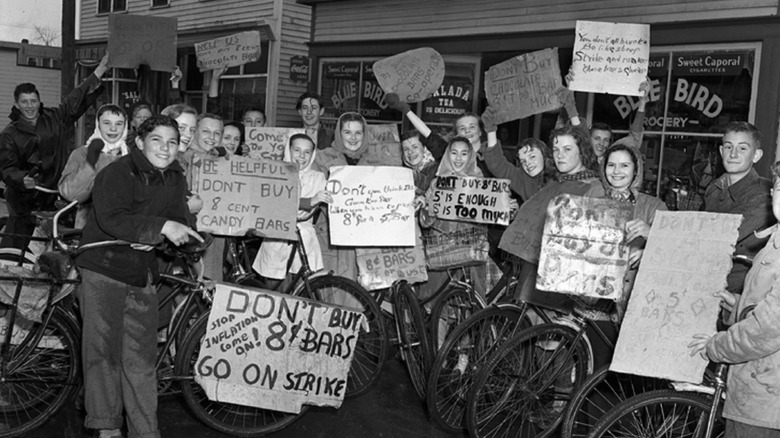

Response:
(297, 92), (333, 149)
(703, 122), (774, 300)
(76, 115), (201, 438)
(690, 162), (780, 437)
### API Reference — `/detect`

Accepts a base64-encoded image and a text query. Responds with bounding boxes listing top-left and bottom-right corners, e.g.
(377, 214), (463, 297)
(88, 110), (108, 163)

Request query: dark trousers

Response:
(1, 187), (54, 250)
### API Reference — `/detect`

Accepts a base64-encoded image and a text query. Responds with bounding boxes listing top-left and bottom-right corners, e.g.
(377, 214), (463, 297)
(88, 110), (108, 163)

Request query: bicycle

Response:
(464, 304), (619, 438)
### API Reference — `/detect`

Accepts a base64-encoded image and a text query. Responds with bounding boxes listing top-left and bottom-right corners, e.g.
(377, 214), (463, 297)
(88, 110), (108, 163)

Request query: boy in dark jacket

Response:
(76, 115), (201, 438)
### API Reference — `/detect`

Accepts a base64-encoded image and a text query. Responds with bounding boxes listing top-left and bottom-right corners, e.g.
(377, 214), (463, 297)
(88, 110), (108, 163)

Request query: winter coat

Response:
(0, 74), (103, 191)
(76, 146), (189, 287)
(703, 169), (774, 295)
(707, 227), (780, 429)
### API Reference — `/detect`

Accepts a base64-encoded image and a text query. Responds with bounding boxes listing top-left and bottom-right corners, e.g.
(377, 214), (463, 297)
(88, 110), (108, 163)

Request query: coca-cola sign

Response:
(290, 55), (310, 83)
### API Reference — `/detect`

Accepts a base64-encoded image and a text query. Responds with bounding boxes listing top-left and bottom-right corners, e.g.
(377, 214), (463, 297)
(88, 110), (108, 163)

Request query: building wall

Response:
(79, 0), (276, 40)
(309, 0), (777, 42)
(276, 0), (312, 127)
(0, 48), (61, 132)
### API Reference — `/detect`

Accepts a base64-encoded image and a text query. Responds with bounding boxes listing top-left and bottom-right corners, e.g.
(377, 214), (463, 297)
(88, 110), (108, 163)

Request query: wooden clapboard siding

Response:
(310, 0), (777, 42)
(0, 48), (61, 132)
(79, 0), (276, 40)
(275, 0), (312, 127)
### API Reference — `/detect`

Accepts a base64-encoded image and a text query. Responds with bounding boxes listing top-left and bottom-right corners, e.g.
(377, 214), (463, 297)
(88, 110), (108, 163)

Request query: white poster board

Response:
(195, 31), (262, 72)
(429, 176), (512, 226)
(245, 127), (305, 161)
(373, 47), (446, 103)
(327, 166), (415, 246)
(356, 233), (427, 290)
(610, 211), (742, 383)
(569, 20), (650, 96)
(191, 155), (299, 240)
(195, 284), (364, 413)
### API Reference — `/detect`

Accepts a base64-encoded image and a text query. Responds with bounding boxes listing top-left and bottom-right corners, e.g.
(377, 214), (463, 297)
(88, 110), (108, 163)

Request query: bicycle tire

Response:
(176, 312), (307, 437)
(466, 323), (591, 438)
(0, 307), (81, 438)
(298, 275), (388, 399)
(393, 281), (434, 400)
(426, 304), (530, 433)
(561, 366), (665, 438)
(589, 389), (724, 438)
(430, 285), (485, 351)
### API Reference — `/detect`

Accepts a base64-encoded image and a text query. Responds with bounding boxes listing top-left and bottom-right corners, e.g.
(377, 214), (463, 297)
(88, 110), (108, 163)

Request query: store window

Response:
(183, 40), (270, 121)
(97, 0), (127, 14)
(318, 56), (480, 131)
(590, 43), (759, 207)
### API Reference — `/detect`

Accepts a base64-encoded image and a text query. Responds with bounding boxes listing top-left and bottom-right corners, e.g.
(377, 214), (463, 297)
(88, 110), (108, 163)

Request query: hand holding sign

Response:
(373, 48), (446, 103)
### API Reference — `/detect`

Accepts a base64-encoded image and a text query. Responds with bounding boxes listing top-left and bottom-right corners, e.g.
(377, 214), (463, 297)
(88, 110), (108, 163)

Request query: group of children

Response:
(5, 54), (779, 436)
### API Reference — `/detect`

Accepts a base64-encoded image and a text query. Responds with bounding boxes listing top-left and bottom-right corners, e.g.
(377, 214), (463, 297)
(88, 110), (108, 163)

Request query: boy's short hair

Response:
(130, 101), (152, 118)
(97, 104), (127, 121)
(242, 106), (265, 118)
(14, 83), (39, 101)
(289, 133), (315, 149)
(137, 115), (180, 142)
(590, 122), (612, 134)
(160, 104), (197, 119)
(400, 129), (420, 143)
(296, 92), (323, 111)
(197, 112), (223, 125)
(724, 121), (761, 149)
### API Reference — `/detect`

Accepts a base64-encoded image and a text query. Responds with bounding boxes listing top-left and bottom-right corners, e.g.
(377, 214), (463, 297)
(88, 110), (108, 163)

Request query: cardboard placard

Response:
(191, 155), (299, 240)
(107, 14), (177, 72)
(569, 20), (650, 96)
(610, 211), (741, 383)
(485, 48), (563, 124)
(195, 284), (364, 413)
(327, 166), (415, 246)
(195, 31), (262, 72)
(536, 194), (633, 300)
(430, 176), (512, 226)
(245, 127), (305, 161)
(373, 47), (446, 103)
(356, 239), (427, 290)
(365, 124), (402, 167)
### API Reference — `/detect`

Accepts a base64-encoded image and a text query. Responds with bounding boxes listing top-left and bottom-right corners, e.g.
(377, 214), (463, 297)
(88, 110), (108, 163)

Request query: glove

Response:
(385, 93), (411, 114)
(481, 107), (499, 133)
(86, 139), (104, 169)
(555, 86), (578, 117)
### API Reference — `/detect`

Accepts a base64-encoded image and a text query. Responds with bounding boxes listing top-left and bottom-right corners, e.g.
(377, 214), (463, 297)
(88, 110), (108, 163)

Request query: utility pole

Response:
(61, 0), (76, 95)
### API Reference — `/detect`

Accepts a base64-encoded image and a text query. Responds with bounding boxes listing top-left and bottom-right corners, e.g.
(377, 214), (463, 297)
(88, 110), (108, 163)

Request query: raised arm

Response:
(386, 93), (448, 160)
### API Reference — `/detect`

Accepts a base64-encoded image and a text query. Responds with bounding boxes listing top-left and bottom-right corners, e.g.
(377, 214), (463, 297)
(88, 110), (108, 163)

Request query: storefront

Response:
(302, 1), (780, 202)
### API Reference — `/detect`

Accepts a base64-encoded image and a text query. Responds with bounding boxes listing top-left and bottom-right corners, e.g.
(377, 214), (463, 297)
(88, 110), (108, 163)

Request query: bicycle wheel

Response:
(430, 285), (485, 351)
(300, 275), (388, 399)
(177, 312), (306, 437)
(426, 304), (530, 433)
(466, 323), (591, 438)
(393, 281), (433, 400)
(561, 366), (665, 438)
(0, 307), (81, 437)
(590, 389), (724, 438)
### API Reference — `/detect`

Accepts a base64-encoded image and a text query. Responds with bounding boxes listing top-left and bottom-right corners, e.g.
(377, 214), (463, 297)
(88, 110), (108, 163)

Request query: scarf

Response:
(84, 108), (129, 156)
(557, 169), (599, 182)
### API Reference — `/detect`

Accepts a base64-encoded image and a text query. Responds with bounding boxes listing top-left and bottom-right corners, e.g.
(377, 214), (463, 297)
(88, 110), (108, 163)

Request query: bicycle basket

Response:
(422, 225), (489, 271)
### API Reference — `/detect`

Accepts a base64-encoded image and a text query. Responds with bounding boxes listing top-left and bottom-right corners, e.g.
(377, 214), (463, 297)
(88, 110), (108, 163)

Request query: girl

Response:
(420, 137), (487, 297)
(220, 121), (245, 156)
(401, 128), (437, 210)
(253, 134), (331, 288)
(59, 104), (128, 227)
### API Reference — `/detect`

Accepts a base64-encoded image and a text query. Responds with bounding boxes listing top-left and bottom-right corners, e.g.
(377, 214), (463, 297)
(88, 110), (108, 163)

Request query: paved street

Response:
(30, 357), (465, 438)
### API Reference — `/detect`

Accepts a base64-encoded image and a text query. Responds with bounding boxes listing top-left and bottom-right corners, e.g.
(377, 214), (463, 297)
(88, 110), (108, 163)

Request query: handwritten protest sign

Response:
(195, 283), (364, 413)
(373, 48), (446, 103)
(536, 194), (632, 300)
(107, 15), (177, 71)
(430, 176), (512, 226)
(363, 124), (402, 167)
(485, 48), (563, 124)
(195, 31), (262, 72)
(610, 211), (741, 383)
(327, 166), (415, 246)
(356, 235), (427, 290)
(569, 20), (650, 96)
(191, 155), (299, 240)
(245, 127), (305, 161)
